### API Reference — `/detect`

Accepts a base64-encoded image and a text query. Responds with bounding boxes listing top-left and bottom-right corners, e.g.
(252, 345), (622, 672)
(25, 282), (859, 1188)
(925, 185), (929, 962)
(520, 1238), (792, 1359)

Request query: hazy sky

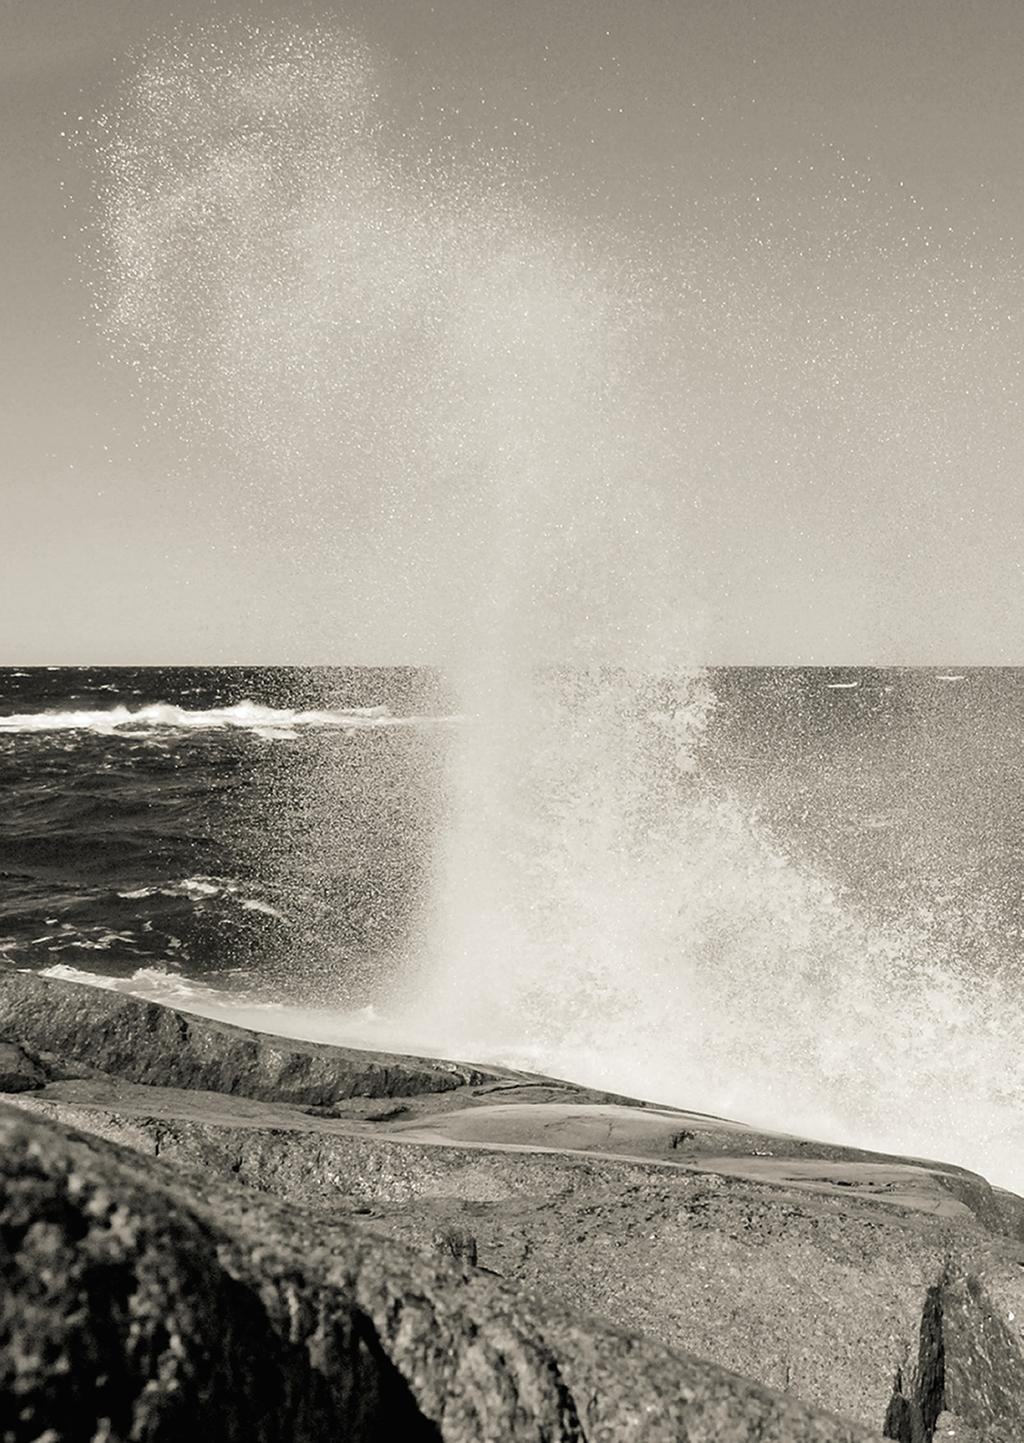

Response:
(3, 0), (1023, 664)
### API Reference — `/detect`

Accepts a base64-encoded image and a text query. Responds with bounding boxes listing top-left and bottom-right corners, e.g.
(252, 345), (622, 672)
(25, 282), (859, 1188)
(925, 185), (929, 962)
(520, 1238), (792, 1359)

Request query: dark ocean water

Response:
(0, 666), (452, 1000)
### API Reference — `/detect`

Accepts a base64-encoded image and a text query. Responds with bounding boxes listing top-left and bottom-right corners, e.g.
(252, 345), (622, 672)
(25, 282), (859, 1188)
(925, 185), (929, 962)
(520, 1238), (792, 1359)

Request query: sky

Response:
(2, 0), (1023, 664)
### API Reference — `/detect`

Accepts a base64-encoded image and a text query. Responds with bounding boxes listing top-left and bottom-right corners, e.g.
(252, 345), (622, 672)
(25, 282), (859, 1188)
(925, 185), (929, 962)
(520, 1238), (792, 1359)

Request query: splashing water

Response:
(412, 665), (1019, 1185)
(84, 24), (1024, 1190)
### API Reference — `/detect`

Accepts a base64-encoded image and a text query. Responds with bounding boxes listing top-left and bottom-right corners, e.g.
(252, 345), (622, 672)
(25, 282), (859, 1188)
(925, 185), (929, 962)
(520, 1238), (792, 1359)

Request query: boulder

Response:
(15, 1085), (1024, 1438)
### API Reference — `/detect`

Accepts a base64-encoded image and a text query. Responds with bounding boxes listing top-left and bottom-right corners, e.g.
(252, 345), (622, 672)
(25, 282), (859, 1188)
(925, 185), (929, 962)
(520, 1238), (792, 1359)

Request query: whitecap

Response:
(0, 699), (457, 735)
(178, 877), (222, 898)
(117, 875), (237, 902)
(37, 962), (221, 1006)
(240, 899), (288, 920)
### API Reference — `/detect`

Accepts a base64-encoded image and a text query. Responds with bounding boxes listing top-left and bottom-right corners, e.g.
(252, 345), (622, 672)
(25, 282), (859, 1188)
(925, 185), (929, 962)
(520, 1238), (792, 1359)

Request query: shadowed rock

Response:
(0, 1041), (45, 1093)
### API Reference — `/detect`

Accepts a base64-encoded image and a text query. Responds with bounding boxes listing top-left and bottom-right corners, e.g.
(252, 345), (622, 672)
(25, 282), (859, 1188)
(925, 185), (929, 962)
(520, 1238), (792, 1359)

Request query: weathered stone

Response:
(0, 970), (498, 1103)
(0, 1107), (441, 1442)
(7, 973), (1024, 1440)
(16, 1085), (1024, 1435)
(431, 1227), (478, 1267)
(931, 1412), (989, 1441)
(889, 1265), (1024, 1442)
(0, 1105), (878, 1443)
(0, 1040), (46, 1093)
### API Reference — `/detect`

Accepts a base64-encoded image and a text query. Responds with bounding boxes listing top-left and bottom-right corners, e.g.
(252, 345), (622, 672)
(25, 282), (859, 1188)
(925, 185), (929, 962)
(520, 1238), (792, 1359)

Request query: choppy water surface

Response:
(0, 665), (450, 999)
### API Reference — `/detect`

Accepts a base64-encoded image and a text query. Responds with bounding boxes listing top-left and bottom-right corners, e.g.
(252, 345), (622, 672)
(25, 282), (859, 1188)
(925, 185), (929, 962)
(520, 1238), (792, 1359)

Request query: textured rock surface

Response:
(0, 969), (499, 1101)
(0, 1105), (879, 1443)
(14, 1084), (1024, 1436)
(5, 973), (1024, 1441)
(0, 1041), (45, 1093)
(882, 1266), (1024, 1442)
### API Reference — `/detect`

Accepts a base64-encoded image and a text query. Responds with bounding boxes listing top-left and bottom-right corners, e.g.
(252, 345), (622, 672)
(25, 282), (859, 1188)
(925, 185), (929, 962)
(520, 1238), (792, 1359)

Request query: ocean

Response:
(3, 665), (1023, 1189)
(0, 666), (454, 1001)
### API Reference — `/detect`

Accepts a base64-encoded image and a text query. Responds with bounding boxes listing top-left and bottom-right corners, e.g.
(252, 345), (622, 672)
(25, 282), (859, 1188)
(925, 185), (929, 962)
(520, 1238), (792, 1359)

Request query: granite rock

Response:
(0, 1041), (46, 1093)
(6, 972), (1024, 1441)
(0, 1105), (878, 1443)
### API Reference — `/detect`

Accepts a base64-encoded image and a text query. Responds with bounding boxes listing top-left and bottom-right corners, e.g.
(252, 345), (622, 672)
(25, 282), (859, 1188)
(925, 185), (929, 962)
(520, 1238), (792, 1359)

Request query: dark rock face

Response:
(884, 1267), (1024, 1442)
(0, 970), (495, 1103)
(0, 1109), (441, 1443)
(0, 1106), (878, 1443)
(0, 1041), (45, 1093)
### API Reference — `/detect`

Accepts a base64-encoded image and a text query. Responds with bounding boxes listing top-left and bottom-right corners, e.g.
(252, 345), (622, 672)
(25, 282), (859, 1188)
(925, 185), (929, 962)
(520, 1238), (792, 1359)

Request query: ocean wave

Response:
(116, 874), (288, 919)
(28, 927), (142, 952)
(0, 700), (457, 736)
(33, 963), (396, 1047)
(37, 962), (226, 1006)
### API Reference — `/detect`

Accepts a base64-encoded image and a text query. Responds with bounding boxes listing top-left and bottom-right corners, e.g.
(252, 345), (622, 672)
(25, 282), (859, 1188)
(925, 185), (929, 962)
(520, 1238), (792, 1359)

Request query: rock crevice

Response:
(884, 1265), (1024, 1443)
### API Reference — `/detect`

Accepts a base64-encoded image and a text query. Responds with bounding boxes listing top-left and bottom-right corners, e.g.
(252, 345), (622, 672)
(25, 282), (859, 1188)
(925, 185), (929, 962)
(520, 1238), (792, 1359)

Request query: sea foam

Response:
(0, 701), (453, 736)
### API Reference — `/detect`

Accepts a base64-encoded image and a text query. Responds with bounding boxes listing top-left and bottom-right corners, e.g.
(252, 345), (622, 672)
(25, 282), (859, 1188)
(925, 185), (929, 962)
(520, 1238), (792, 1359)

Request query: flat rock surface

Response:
(12, 1078), (1011, 1227)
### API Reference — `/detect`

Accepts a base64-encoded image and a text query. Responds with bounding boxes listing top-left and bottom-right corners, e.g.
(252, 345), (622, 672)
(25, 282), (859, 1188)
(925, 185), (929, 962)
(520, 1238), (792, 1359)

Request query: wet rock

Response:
(0, 970), (498, 1104)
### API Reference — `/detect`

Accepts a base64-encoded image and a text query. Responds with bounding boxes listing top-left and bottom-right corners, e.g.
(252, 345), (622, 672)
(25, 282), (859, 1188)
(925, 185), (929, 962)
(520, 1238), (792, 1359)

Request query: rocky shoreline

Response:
(3, 970), (1023, 1441)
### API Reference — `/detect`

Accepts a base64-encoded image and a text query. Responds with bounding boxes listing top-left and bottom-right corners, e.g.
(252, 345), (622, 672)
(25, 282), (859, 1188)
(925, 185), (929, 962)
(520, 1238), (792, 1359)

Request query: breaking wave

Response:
(34, 963), (406, 1052)
(38, 962), (229, 1007)
(0, 701), (456, 737)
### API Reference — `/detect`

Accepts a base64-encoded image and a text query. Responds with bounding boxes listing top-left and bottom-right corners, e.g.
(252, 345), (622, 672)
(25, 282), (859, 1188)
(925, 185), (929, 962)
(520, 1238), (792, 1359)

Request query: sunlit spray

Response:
(88, 23), (1024, 1190)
